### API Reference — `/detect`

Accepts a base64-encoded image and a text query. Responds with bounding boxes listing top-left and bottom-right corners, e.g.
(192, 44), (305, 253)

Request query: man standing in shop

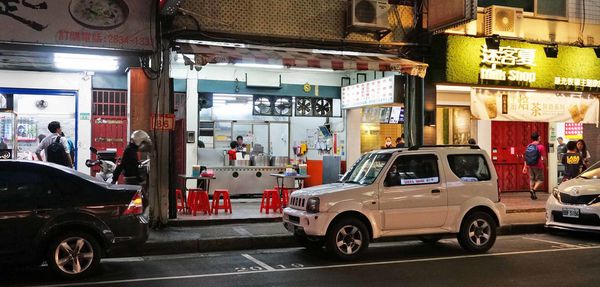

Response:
(522, 132), (546, 200)
(236, 135), (247, 152)
(35, 121), (73, 168)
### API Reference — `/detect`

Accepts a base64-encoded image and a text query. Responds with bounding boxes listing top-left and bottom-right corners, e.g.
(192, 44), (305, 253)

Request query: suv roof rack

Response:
(407, 145), (480, 151)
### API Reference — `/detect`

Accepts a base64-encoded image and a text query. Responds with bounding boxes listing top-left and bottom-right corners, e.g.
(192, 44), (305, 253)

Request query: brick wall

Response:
(173, 0), (415, 44)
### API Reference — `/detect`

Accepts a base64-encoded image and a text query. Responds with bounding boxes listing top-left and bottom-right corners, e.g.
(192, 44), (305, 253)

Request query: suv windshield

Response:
(579, 161), (600, 179)
(341, 153), (391, 185)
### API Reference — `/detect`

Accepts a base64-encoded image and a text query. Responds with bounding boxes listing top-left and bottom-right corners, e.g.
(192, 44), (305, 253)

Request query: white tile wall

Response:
(569, 0), (600, 24)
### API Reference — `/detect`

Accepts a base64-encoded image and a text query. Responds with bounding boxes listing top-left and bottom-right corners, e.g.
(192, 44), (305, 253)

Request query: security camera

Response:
(194, 65), (202, 72)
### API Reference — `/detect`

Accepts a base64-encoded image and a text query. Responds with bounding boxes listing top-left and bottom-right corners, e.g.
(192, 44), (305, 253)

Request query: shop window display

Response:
(436, 107), (472, 145)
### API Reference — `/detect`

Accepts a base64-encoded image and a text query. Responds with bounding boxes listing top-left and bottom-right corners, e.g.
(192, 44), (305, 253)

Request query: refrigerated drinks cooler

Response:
(0, 112), (17, 159)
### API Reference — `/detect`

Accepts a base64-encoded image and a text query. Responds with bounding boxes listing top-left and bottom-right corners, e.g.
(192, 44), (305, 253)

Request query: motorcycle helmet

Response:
(131, 130), (152, 151)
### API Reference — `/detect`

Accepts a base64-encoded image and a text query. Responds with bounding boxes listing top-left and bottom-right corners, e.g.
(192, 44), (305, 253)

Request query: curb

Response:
(167, 217), (282, 227)
(110, 223), (547, 258)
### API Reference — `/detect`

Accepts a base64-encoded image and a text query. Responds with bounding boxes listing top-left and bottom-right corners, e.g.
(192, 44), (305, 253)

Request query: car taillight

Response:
(123, 192), (143, 216)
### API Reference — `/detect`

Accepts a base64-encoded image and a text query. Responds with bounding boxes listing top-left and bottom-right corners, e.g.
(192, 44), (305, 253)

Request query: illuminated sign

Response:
(555, 77), (600, 89)
(479, 45), (536, 83)
(341, 76), (400, 109)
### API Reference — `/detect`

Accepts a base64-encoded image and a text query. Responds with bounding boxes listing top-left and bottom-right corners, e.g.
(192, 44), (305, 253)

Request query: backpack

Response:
(46, 136), (70, 167)
(524, 143), (540, 166)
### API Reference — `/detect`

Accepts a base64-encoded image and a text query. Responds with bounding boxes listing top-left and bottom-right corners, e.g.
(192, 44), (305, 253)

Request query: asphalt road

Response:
(3, 231), (600, 287)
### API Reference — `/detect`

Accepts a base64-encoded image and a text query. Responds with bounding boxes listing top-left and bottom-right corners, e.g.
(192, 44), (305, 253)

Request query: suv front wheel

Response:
(457, 211), (497, 253)
(325, 217), (369, 260)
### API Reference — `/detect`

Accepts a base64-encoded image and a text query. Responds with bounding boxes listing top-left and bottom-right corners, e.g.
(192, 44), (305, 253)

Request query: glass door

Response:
(252, 124), (269, 155)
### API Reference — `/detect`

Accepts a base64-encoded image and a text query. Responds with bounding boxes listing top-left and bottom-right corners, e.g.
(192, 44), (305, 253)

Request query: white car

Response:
(283, 146), (506, 260)
(546, 161), (600, 233)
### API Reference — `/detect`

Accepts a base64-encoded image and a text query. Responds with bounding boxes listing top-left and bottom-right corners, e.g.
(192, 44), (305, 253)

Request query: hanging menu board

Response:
(341, 76), (402, 109)
(389, 106), (404, 124)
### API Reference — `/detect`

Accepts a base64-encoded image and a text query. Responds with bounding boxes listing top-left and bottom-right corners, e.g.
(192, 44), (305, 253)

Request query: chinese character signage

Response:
(0, 0), (155, 51)
(480, 45), (537, 83)
(341, 76), (401, 109)
(471, 88), (599, 124)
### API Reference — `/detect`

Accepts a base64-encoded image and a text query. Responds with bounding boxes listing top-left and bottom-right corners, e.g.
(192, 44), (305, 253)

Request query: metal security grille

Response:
(93, 90), (127, 116)
(91, 89), (128, 163)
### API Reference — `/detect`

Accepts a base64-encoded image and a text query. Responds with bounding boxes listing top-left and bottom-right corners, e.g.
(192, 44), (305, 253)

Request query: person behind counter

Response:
(236, 135), (246, 152)
(227, 141), (238, 160)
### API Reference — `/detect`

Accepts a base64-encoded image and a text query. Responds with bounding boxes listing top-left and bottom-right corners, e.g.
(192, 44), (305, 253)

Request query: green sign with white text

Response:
(440, 35), (600, 91)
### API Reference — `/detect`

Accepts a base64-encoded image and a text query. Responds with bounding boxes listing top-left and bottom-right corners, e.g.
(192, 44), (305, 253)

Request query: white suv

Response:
(283, 146), (506, 259)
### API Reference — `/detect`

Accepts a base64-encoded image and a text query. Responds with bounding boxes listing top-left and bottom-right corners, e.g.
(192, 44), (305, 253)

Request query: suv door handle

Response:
(431, 189), (441, 194)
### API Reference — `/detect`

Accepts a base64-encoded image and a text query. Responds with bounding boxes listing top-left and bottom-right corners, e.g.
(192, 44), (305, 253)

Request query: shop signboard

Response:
(0, 0), (155, 51)
(151, 114), (175, 131)
(341, 76), (401, 109)
(440, 35), (600, 91)
(471, 88), (600, 124)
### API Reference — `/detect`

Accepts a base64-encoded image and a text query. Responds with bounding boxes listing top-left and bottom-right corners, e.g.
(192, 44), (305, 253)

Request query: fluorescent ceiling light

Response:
(436, 85), (471, 92)
(54, 53), (119, 71)
(289, 67), (335, 72)
(213, 93), (253, 98)
(311, 49), (394, 57)
(234, 63), (284, 69)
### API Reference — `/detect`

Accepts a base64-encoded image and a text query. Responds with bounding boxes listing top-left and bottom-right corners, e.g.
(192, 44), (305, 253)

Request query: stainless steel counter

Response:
(205, 166), (294, 195)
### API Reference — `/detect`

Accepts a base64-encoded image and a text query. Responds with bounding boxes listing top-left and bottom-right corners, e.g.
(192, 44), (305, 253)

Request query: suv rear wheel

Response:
(457, 211), (497, 253)
(47, 232), (101, 278)
(325, 217), (369, 260)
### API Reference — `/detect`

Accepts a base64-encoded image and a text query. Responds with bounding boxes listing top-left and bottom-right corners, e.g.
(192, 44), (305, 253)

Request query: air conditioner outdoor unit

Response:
(347, 0), (390, 31)
(484, 6), (523, 38)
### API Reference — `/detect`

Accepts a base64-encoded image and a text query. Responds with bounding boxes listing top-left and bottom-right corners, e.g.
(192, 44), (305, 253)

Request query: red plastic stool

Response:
(188, 189), (211, 216)
(212, 189), (232, 214)
(260, 189), (282, 214)
(175, 189), (186, 213)
(275, 186), (291, 208)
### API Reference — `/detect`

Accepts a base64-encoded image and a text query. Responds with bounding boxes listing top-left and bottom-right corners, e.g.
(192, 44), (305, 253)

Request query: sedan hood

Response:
(559, 177), (600, 196)
(293, 182), (362, 197)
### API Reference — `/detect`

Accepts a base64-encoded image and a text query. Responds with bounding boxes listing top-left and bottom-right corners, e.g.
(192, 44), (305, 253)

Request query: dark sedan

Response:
(0, 160), (148, 278)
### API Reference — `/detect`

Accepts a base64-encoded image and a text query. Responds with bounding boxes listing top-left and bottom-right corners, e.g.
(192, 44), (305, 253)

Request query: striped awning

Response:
(178, 43), (428, 78)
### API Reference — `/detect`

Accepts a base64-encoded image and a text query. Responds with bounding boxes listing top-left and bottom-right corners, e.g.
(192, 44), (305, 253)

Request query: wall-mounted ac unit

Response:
(347, 0), (390, 31)
(484, 6), (523, 38)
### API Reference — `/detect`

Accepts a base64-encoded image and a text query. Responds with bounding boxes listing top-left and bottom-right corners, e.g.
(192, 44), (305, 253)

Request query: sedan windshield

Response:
(579, 161), (600, 179)
(341, 153), (391, 185)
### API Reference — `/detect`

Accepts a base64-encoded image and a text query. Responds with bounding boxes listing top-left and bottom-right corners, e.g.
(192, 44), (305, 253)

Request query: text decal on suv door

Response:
(401, 177), (439, 185)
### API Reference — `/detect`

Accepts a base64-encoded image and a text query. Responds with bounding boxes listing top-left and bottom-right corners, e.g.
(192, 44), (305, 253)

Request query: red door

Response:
(91, 90), (129, 175)
(491, 121), (548, 192)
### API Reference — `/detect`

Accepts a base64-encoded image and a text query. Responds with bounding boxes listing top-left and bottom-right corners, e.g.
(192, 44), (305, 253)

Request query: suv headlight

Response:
(552, 187), (560, 201)
(306, 197), (320, 213)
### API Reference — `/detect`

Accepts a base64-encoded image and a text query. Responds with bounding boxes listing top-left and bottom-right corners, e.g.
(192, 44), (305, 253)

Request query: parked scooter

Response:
(85, 147), (117, 182)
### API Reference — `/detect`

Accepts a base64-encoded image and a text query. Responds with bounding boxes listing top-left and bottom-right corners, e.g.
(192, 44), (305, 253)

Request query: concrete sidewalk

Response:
(112, 192), (549, 257)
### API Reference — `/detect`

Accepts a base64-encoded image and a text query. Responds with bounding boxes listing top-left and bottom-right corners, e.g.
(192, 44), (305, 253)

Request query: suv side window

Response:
(385, 154), (440, 187)
(0, 171), (45, 212)
(447, 154), (491, 182)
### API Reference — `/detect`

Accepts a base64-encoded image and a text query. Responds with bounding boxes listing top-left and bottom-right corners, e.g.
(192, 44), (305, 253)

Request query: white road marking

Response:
(233, 227), (253, 236)
(101, 257), (144, 263)
(31, 245), (600, 287)
(521, 236), (582, 248)
(241, 253), (275, 271)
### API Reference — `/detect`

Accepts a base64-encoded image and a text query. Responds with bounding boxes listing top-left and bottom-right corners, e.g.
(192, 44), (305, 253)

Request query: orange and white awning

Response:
(178, 43), (428, 78)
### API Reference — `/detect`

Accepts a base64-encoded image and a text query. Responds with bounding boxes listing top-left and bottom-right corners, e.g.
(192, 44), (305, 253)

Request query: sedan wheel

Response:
(457, 211), (497, 253)
(326, 218), (369, 260)
(47, 232), (101, 278)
